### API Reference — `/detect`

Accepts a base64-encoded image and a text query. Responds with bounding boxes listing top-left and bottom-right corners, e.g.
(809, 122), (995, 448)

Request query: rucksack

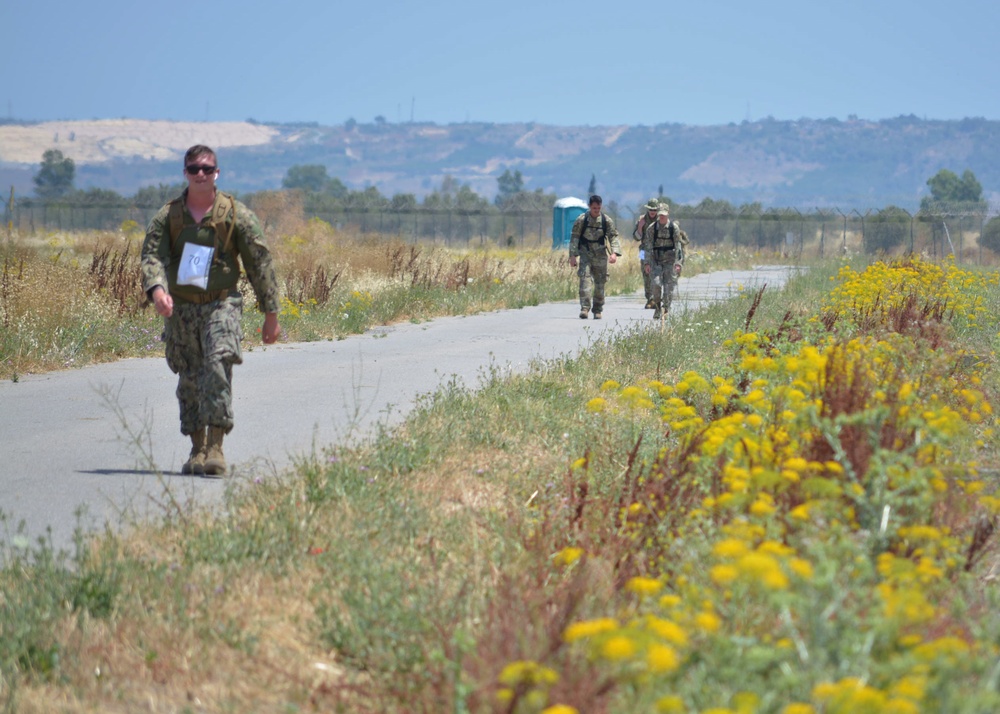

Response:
(579, 212), (608, 243)
(168, 191), (239, 265)
(652, 221), (676, 248)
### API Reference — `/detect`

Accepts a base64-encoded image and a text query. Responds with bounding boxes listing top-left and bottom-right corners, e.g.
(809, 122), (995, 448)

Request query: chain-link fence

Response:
(5, 198), (999, 264)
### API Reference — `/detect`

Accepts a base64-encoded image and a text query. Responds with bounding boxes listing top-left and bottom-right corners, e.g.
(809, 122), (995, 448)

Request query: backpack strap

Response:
(652, 221), (677, 253)
(168, 198), (185, 253)
(168, 192), (238, 265)
(579, 212), (607, 244)
(210, 192), (238, 263)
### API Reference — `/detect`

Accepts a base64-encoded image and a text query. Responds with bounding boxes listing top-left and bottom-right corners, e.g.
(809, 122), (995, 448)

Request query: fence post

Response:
(836, 208), (847, 253)
(6, 186), (12, 239)
(980, 213), (985, 265)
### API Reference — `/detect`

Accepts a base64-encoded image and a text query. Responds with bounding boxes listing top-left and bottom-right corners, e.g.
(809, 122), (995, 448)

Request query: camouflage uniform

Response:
(141, 190), (279, 437)
(570, 209), (622, 316)
(632, 198), (660, 305)
(641, 211), (689, 319)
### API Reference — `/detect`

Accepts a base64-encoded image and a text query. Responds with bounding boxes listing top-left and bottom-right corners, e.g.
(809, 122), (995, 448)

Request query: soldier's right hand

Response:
(152, 287), (174, 318)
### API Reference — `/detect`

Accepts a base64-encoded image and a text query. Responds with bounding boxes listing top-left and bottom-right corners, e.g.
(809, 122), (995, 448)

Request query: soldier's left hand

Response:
(608, 254), (618, 264)
(673, 264), (682, 277)
(262, 312), (280, 344)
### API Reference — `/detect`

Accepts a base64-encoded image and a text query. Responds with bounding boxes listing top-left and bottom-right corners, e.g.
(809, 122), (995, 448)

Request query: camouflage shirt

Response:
(633, 211), (659, 241)
(569, 211), (622, 258)
(141, 190), (280, 313)
(641, 219), (690, 264)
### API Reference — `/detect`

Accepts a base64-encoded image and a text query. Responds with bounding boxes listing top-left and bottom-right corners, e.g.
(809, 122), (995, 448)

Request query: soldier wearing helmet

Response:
(641, 204), (689, 320)
(632, 197), (660, 308)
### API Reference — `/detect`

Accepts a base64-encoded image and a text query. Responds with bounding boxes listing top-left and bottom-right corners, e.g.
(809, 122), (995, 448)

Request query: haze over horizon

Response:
(3, 0), (999, 129)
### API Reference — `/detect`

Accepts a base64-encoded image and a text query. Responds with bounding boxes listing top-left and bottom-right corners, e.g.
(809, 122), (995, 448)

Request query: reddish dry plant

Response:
(88, 244), (145, 316)
(1, 253), (26, 328)
(387, 244), (476, 291)
(822, 290), (953, 346)
(463, 554), (617, 714)
(777, 285), (997, 573)
(282, 263), (341, 306)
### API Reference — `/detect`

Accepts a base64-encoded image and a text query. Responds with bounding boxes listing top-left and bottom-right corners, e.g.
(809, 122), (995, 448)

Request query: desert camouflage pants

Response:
(649, 251), (679, 313)
(162, 295), (244, 436)
(640, 254), (653, 300)
(576, 245), (610, 313)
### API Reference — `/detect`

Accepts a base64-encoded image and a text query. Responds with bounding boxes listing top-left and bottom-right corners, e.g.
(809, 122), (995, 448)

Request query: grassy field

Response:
(0, 222), (577, 381)
(0, 211), (759, 382)
(3, 224), (1000, 713)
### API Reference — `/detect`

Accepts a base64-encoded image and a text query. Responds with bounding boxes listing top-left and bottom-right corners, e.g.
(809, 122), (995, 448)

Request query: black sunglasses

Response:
(185, 165), (217, 175)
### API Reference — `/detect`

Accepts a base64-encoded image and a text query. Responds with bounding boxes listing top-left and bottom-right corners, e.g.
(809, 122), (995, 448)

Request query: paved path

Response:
(0, 266), (796, 551)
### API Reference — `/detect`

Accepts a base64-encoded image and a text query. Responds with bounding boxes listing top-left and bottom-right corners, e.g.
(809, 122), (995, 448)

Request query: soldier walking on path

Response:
(641, 205), (689, 320)
(569, 194), (622, 320)
(141, 145), (281, 477)
(632, 197), (660, 308)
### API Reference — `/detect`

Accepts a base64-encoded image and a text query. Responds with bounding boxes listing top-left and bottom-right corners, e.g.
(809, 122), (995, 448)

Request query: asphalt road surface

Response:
(0, 266), (796, 552)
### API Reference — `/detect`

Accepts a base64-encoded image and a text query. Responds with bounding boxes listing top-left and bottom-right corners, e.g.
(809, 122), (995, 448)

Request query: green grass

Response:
(6, 241), (912, 712)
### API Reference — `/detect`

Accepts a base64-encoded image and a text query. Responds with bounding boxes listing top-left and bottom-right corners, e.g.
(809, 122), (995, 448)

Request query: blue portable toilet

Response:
(552, 197), (588, 249)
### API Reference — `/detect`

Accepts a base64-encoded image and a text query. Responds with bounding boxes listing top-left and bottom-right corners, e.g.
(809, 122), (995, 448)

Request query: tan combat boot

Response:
(181, 428), (206, 475)
(203, 426), (228, 477)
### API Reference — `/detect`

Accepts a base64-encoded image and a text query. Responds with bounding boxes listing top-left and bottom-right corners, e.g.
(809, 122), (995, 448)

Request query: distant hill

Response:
(2, 116), (999, 210)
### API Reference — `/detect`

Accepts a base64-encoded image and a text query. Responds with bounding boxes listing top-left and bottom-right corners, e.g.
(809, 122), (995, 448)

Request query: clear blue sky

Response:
(3, 0), (999, 127)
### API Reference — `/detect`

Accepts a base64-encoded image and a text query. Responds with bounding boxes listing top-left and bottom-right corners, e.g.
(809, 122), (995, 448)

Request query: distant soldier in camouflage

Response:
(569, 194), (622, 319)
(632, 197), (660, 308)
(141, 145), (280, 477)
(641, 205), (689, 320)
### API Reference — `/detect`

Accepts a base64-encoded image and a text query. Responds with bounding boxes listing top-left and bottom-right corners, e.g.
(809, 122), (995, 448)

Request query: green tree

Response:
(686, 197), (736, 244)
(325, 177), (349, 200)
(865, 205), (911, 254)
(980, 216), (1000, 255)
(33, 149), (75, 199)
(344, 186), (389, 211)
(455, 185), (490, 212)
(282, 164), (331, 193)
(390, 193), (418, 211)
(495, 169), (524, 206)
(423, 176), (461, 210)
(920, 169), (985, 212)
(499, 187), (557, 213)
(67, 187), (127, 207)
(588, 174), (597, 196)
(134, 183), (184, 207)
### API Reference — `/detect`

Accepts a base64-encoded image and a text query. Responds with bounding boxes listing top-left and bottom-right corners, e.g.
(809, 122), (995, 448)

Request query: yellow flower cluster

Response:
(823, 255), (997, 329)
(549, 255), (1000, 711)
(496, 659), (561, 710)
(338, 289), (373, 318)
(278, 295), (316, 320)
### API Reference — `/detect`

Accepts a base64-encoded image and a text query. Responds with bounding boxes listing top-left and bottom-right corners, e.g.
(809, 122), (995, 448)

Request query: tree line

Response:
(25, 151), (557, 215)
(20, 150), (1000, 255)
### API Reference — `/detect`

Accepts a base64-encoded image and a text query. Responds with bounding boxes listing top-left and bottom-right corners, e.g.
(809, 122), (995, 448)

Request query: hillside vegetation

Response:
(3, 116), (999, 209)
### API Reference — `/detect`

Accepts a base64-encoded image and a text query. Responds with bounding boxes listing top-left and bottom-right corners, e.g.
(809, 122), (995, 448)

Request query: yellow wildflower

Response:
(646, 643), (680, 673)
(586, 397), (607, 413)
(601, 635), (636, 660)
(553, 547), (584, 566)
(626, 576), (663, 597)
(563, 618), (618, 643)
